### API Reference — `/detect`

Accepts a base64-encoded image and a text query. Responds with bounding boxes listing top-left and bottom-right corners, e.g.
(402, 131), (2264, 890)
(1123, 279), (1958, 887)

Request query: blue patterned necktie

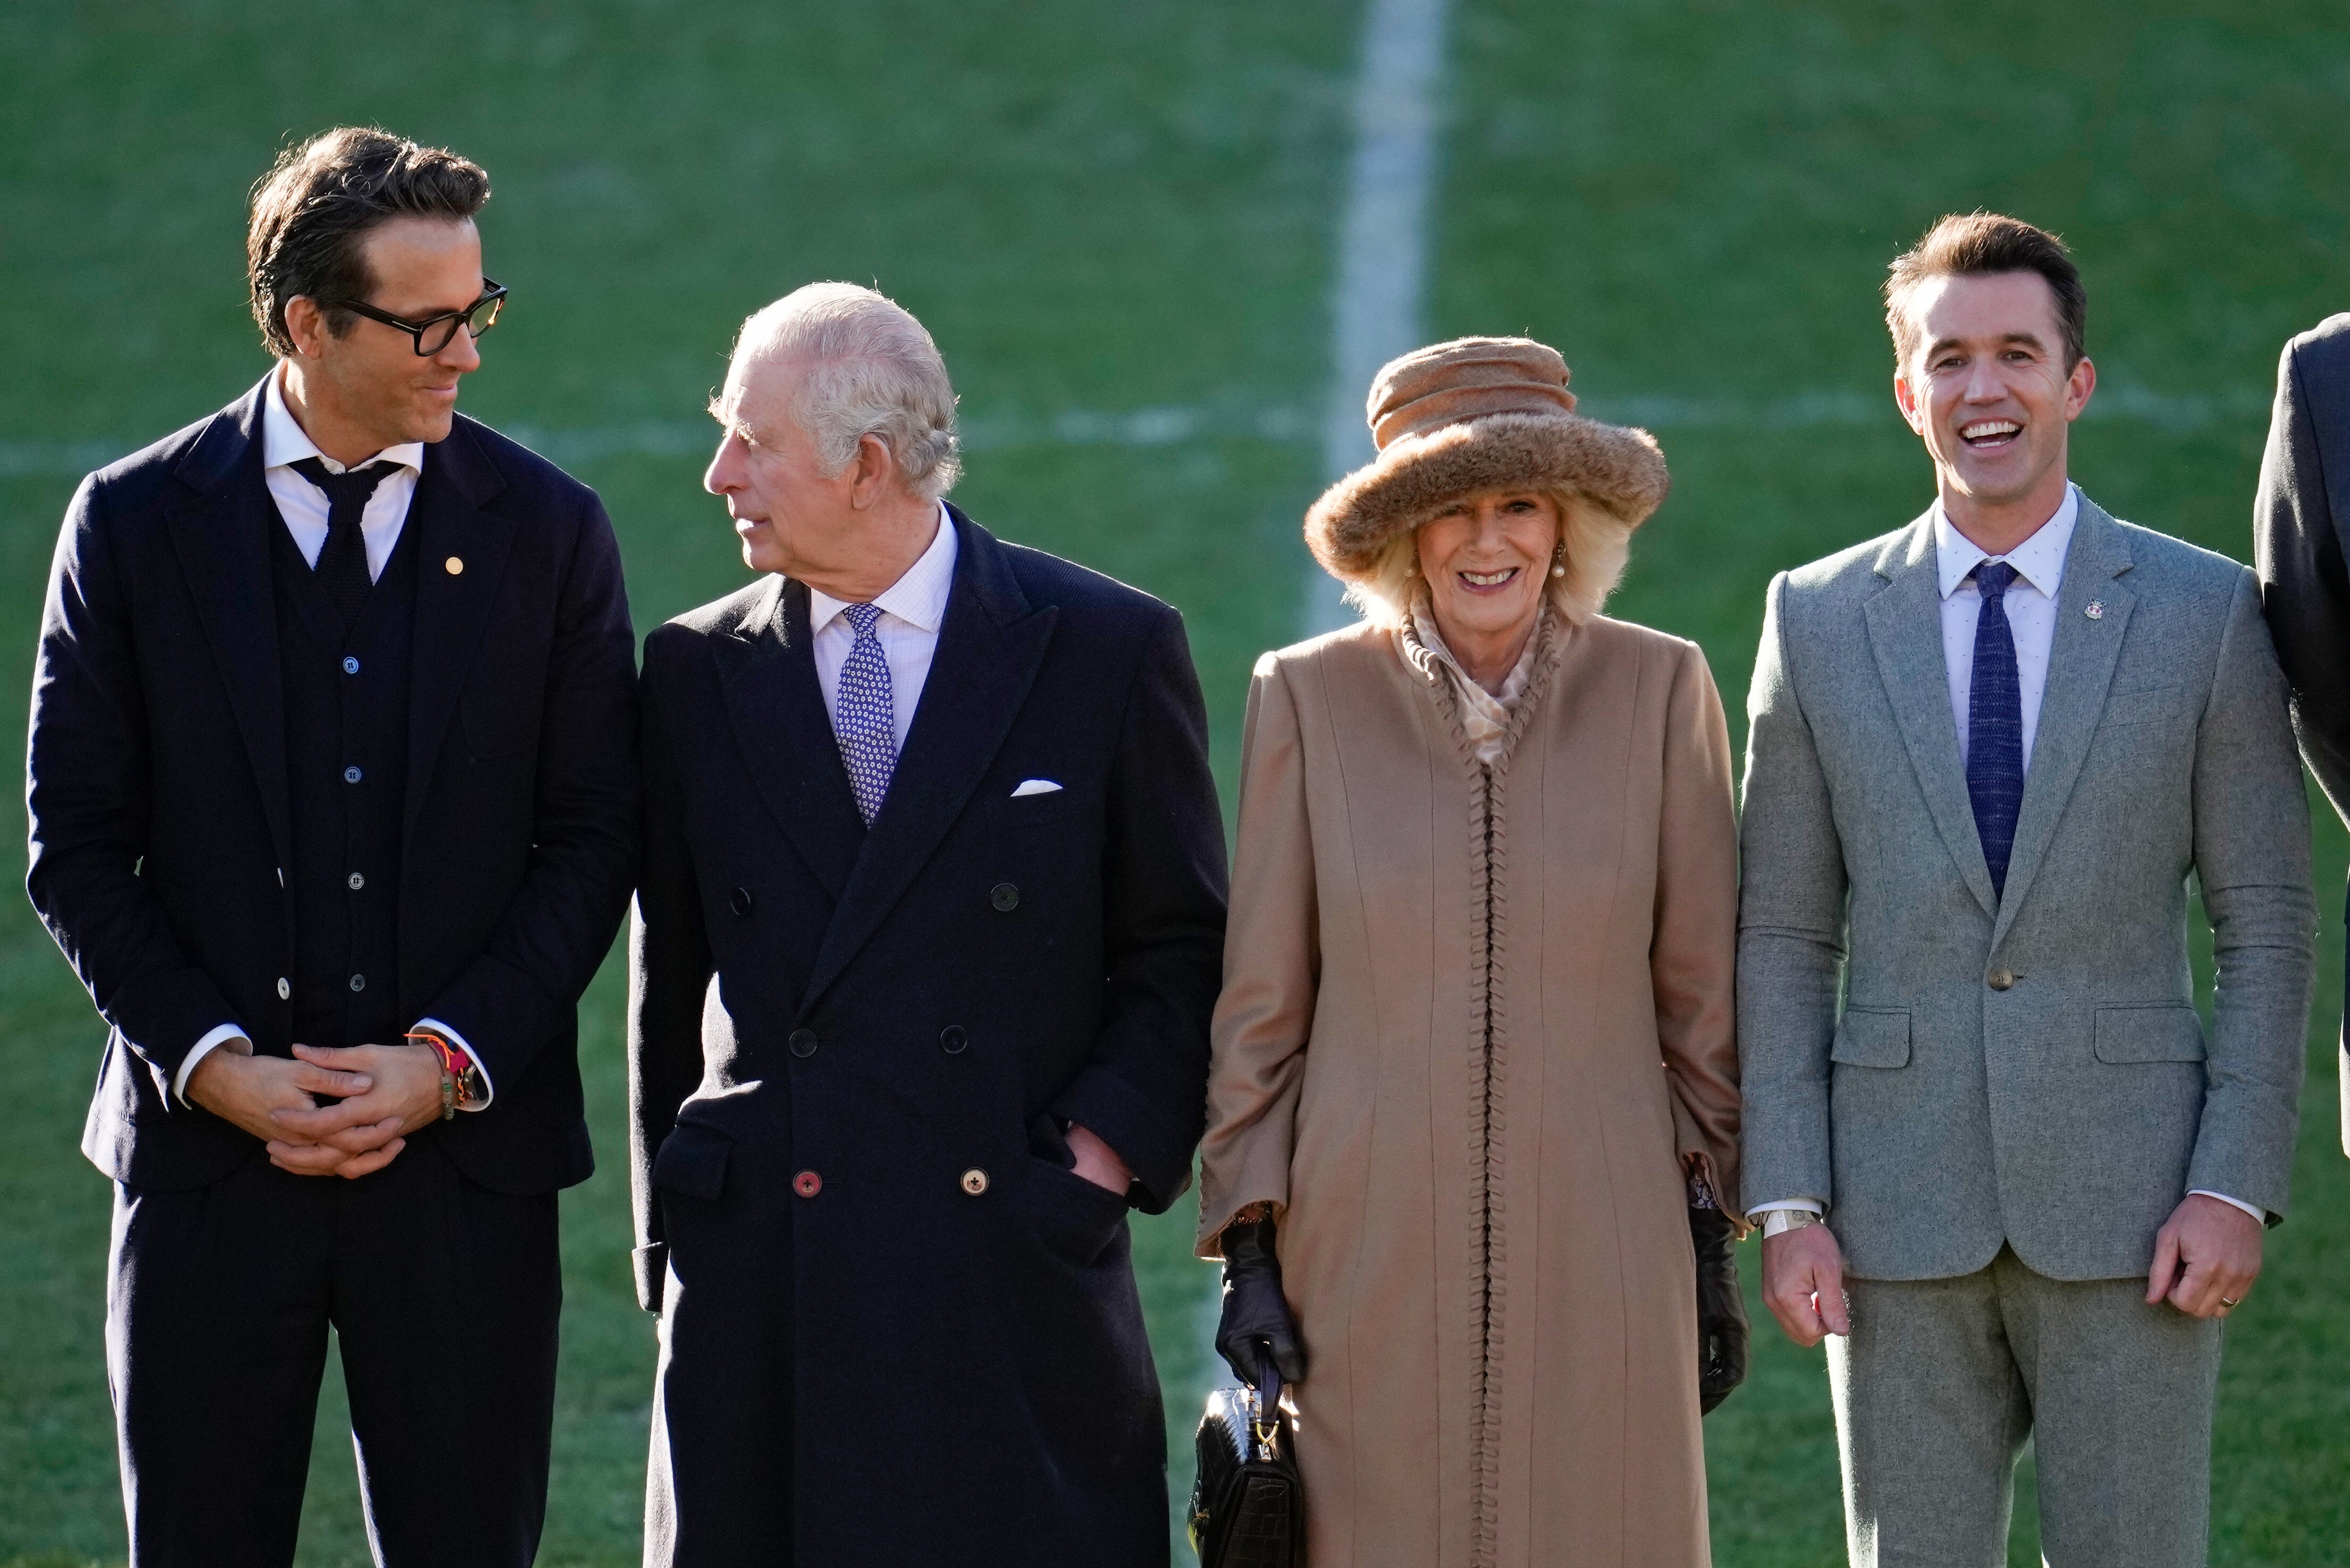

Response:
(1966, 561), (2025, 901)
(834, 603), (897, 825)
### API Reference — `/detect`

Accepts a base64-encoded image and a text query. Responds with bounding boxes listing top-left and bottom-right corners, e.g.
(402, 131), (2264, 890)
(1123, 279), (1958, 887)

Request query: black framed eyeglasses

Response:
(331, 278), (506, 356)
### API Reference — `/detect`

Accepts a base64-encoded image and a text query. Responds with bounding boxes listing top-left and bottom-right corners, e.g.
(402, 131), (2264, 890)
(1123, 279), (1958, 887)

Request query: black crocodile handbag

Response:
(1188, 1361), (1304, 1568)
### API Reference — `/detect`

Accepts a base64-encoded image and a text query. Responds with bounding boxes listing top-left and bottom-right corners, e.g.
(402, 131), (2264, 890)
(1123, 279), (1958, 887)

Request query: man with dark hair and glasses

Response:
(26, 125), (639, 1564)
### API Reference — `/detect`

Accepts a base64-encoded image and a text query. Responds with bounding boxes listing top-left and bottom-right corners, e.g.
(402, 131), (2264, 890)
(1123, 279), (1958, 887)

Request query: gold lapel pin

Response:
(445, 556), (464, 576)
(2084, 600), (2104, 620)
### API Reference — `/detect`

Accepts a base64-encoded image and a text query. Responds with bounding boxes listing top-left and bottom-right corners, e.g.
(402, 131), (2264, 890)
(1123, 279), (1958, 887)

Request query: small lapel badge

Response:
(445, 556), (464, 576)
(2084, 600), (2104, 620)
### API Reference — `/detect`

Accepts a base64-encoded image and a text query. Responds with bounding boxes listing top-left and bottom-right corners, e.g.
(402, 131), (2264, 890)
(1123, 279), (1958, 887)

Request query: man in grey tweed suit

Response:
(1740, 212), (2314, 1566)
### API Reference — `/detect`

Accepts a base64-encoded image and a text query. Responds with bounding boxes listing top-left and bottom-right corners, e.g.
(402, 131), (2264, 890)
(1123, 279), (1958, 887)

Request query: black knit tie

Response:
(289, 457), (396, 626)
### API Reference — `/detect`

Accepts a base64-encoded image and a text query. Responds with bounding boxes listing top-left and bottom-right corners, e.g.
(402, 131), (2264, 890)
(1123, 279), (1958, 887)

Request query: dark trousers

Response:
(107, 1144), (561, 1567)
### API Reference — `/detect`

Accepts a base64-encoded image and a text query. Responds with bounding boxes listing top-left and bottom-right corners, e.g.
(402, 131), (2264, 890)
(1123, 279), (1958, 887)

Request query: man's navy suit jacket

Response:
(28, 376), (641, 1195)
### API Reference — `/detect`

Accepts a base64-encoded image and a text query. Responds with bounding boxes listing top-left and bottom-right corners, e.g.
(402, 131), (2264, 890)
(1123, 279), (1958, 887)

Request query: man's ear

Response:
(2063, 354), (2097, 422)
(284, 296), (328, 360)
(847, 432), (897, 511)
(1892, 370), (1926, 436)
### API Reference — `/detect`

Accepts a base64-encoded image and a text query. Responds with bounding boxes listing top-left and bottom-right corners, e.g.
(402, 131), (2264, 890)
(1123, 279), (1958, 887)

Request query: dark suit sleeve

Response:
(412, 492), (640, 1093)
(27, 476), (239, 1096)
(626, 630), (713, 1312)
(1050, 606), (1229, 1213)
(2254, 330), (2350, 823)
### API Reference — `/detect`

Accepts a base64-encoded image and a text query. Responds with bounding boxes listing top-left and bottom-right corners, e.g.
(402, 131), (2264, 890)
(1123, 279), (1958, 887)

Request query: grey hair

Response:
(736, 282), (962, 500)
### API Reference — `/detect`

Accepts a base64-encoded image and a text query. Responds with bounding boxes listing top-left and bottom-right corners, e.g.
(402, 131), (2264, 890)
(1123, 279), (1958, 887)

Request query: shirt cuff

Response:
(1746, 1198), (1825, 1217)
(2188, 1189), (2264, 1224)
(412, 1018), (494, 1109)
(174, 1024), (252, 1107)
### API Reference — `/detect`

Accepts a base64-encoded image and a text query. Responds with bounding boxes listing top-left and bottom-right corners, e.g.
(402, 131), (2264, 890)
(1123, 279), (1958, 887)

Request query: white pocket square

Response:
(1011, 779), (1064, 797)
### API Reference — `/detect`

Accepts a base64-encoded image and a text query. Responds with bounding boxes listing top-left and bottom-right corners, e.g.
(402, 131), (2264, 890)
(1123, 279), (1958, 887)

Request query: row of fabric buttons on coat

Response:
(785, 1026), (971, 1057)
(790, 1167), (992, 1199)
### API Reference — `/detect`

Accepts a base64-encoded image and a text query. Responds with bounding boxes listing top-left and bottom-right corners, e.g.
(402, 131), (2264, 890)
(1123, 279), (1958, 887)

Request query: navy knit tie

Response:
(289, 457), (395, 627)
(1967, 561), (2025, 901)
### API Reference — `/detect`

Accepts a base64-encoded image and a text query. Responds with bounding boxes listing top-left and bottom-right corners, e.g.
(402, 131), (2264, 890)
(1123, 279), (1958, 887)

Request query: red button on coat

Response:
(793, 1170), (822, 1198)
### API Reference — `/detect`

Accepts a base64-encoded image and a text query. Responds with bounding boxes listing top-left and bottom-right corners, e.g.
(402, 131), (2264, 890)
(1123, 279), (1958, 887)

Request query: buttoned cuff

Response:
(412, 1018), (494, 1109)
(174, 1024), (252, 1107)
(2189, 1189), (2265, 1224)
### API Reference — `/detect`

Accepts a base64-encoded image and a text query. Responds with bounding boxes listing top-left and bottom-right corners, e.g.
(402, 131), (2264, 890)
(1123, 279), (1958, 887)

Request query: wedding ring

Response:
(2219, 1296), (2241, 1308)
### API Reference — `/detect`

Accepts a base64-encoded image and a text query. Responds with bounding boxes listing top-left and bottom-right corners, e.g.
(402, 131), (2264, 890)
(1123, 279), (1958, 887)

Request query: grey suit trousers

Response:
(1830, 1245), (2222, 1568)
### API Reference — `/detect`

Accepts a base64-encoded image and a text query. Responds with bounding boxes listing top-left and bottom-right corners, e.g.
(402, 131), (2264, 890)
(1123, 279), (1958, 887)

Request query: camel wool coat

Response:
(1197, 611), (1741, 1568)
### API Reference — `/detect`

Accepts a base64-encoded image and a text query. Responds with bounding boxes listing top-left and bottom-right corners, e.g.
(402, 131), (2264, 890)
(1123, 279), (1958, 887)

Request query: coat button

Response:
(349, 974), (365, 993)
(730, 887), (754, 916)
(343, 765), (363, 784)
(789, 1028), (819, 1058)
(445, 556), (465, 576)
(793, 1170), (822, 1198)
(939, 1025), (969, 1055)
(960, 1168), (989, 1196)
(1987, 967), (2016, 991)
(277, 977), (291, 1000)
(341, 656), (360, 676)
(990, 882), (1019, 912)
(347, 872), (365, 891)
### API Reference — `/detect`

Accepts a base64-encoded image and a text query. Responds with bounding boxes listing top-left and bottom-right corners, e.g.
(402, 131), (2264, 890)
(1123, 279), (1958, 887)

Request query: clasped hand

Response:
(186, 1040), (450, 1179)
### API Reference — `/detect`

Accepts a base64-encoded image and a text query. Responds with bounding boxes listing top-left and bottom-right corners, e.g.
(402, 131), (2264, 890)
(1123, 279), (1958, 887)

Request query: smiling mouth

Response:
(1459, 567), (1520, 590)
(1960, 419), (2023, 450)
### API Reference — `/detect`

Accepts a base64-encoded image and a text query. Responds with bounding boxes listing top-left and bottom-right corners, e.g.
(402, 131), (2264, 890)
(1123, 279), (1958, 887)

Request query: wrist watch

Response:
(406, 1030), (486, 1115)
(1761, 1208), (1824, 1238)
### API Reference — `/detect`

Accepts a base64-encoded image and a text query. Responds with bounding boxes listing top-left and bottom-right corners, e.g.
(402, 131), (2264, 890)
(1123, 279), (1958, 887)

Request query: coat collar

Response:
(799, 505), (1056, 1013)
(1988, 496), (2135, 945)
(1861, 495), (2137, 928)
(710, 573), (869, 904)
(163, 373), (517, 871)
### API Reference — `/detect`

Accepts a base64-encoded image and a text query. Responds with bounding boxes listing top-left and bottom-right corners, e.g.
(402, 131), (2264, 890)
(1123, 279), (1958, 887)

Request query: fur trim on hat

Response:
(1305, 409), (1671, 584)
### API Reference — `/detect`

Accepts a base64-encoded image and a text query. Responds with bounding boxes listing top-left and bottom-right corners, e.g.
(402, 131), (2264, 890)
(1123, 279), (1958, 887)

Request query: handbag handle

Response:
(1251, 1350), (1285, 1457)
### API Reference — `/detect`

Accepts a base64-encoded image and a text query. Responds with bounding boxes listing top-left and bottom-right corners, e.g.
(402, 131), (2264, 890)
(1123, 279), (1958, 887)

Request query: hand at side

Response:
(1760, 1222), (1851, 1347)
(260, 1042), (450, 1179)
(2146, 1192), (2264, 1318)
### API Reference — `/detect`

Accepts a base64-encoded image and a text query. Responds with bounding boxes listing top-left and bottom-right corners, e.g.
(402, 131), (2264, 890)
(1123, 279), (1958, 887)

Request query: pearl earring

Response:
(1550, 546), (1566, 579)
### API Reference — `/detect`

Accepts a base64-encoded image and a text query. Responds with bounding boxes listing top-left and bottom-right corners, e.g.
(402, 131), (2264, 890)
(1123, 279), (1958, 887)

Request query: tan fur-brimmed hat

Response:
(1304, 336), (1670, 584)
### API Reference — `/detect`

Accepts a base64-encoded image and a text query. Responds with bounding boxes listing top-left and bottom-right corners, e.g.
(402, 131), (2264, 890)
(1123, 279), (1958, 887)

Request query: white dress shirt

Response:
(806, 504), (959, 752)
(1937, 483), (2078, 772)
(261, 364), (425, 581)
(174, 365), (489, 1109)
(1753, 483), (2257, 1228)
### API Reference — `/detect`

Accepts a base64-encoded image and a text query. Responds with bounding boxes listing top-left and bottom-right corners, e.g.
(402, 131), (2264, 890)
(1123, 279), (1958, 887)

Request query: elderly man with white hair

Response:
(628, 282), (1228, 1565)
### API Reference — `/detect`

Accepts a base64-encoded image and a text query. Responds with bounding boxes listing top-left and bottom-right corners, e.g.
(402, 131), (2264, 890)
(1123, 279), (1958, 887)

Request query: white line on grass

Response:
(1306, 0), (1454, 636)
(0, 385), (2269, 483)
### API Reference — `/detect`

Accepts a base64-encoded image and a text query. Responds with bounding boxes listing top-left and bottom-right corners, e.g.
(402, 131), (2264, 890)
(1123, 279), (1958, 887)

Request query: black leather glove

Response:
(1691, 1204), (1748, 1415)
(1216, 1216), (1306, 1387)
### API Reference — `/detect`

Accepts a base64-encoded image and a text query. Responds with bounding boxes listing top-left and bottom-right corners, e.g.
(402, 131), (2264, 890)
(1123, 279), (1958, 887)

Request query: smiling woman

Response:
(1196, 335), (1749, 1567)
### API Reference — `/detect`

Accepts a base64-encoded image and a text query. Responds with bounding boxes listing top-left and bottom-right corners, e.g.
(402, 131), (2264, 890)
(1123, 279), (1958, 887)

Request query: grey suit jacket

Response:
(1739, 495), (2314, 1282)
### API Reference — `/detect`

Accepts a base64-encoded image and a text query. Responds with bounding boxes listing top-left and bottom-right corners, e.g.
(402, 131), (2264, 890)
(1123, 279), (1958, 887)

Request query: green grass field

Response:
(3, 2), (2347, 1563)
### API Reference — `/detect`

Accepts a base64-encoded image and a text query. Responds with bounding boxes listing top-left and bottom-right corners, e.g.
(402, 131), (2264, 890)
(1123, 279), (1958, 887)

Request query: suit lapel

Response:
(1990, 500), (2136, 947)
(1863, 512), (1999, 919)
(404, 420), (518, 845)
(165, 381), (294, 872)
(800, 512), (1057, 1012)
(713, 576), (866, 903)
